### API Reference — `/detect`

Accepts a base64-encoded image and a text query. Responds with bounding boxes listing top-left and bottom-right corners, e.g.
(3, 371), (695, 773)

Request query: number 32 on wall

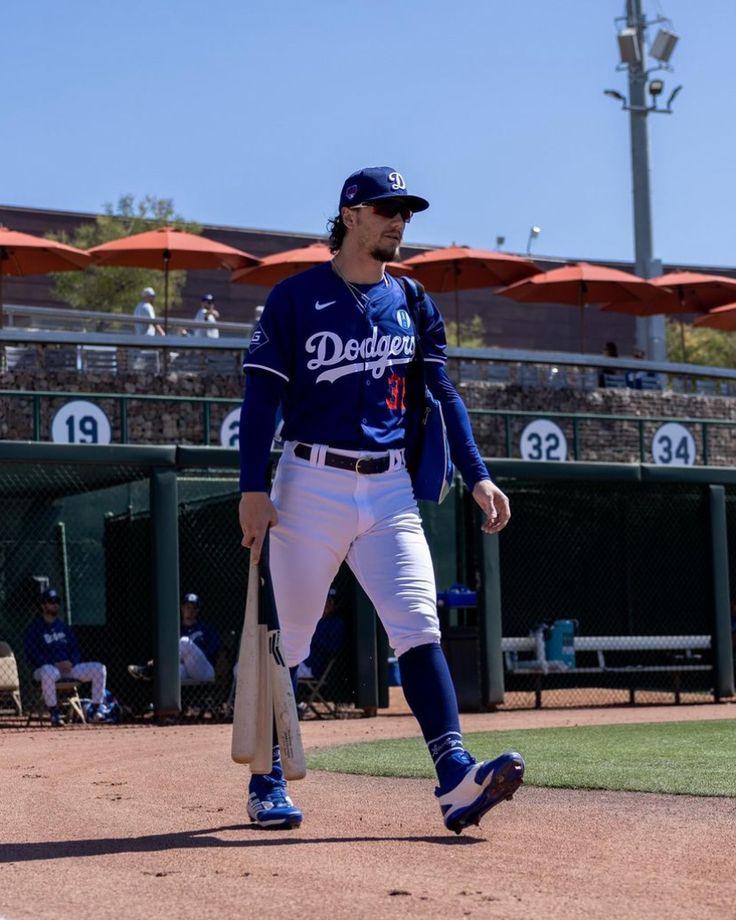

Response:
(520, 420), (568, 462)
(51, 401), (112, 445)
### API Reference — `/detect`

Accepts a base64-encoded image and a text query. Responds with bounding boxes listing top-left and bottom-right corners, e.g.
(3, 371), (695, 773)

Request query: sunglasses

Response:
(352, 202), (413, 222)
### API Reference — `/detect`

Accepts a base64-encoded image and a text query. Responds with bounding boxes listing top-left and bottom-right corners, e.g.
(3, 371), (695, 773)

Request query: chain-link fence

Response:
(0, 449), (363, 726)
(0, 453), (157, 725)
(491, 478), (718, 708)
(0, 445), (733, 726)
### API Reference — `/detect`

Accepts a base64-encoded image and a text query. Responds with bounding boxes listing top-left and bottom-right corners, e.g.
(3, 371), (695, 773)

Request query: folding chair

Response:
(26, 679), (88, 725)
(297, 657), (340, 719)
(181, 676), (216, 719)
(601, 372), (628, 389)
(0, 642), (23, 717)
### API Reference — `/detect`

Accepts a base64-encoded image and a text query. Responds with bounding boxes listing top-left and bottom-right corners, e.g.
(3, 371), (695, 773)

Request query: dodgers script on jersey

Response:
(243, 262), (447, 450)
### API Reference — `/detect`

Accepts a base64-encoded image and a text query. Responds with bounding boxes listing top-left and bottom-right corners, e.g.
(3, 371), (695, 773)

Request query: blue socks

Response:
(398, 642), (475, 790)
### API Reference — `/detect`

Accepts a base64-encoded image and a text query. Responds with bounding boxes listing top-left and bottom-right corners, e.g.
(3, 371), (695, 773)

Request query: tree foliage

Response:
(443, 315), (486, 348)
(49, 195), (201, 315)
(666, 317), (736, 368)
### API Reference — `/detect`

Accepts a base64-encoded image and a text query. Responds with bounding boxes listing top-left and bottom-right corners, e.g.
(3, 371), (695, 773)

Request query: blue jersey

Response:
(182, 621), (221, 666)
(24, 617), (81, 668)
(243, 262), (447, 451)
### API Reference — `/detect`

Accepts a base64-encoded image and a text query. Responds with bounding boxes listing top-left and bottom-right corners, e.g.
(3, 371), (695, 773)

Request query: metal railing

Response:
(3, 303), (254, 339)
(3, 388), (736, 463)
(2, 303), (736, 388)
(0, 389), (241, 445)
(472, 407), (736, 464)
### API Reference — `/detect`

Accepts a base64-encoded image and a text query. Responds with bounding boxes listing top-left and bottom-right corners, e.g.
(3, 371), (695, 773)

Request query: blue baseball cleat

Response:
(436, 751), (525, 835)
(247, 781), (303, 830)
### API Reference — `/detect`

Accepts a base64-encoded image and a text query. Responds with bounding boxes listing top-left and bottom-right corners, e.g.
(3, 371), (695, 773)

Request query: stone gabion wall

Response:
(3, 368), (736, 465)
(459, 381), (736, 464)
(0, 369), (244, 445)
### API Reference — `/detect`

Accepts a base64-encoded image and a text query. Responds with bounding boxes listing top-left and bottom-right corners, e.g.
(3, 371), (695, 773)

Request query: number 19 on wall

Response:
(51, 401), (112, 445)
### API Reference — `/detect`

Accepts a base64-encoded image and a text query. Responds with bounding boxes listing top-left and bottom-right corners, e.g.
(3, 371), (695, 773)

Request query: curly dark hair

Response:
(327, 213), (347, 253)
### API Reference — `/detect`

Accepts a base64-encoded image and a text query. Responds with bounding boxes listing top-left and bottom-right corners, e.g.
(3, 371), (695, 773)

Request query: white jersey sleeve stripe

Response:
(243, 363), (290, 383)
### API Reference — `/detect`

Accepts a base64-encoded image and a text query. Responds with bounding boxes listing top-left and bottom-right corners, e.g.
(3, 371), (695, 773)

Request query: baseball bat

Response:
(249, 623), (274, 773)
(259, 536), (306, 780)
(231, 558), (261, 764)
(268, 627), (306, 780)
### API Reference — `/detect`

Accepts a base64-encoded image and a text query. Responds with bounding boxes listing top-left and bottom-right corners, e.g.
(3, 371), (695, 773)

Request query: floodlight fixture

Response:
(604, 88), (626, 102)
(617, 27), (641, 66)
(650, 28), (679, 63)
(648, 79), (664, 97)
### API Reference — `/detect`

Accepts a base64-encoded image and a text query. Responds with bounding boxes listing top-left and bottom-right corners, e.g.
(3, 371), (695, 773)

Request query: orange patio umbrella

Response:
(497, 261), (667, 353)
(231, 241), (408, 287)
(693, 302), (736, 331)
(0, 226), (91, 323)
(88, 226), (259, 333)
(400, 244), (541, 347)
(601, 271), (736, 357)
(601, 271), (736, 317)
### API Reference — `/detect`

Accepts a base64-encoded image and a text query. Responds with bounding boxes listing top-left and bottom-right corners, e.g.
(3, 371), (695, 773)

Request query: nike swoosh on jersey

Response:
(314, 300), (337, 310)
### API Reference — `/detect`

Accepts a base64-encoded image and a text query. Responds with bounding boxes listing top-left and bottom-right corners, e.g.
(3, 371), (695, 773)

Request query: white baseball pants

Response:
(179, 636), (215, 682)
(269, 441), (441, 666)
(34, 661), (107, 707)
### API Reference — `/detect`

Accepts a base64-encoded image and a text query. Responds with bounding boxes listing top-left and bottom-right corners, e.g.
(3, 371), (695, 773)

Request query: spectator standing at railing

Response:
(598, 341), (619, 387)
(133, 287), (164, 336)
(193, 294), (220, 339)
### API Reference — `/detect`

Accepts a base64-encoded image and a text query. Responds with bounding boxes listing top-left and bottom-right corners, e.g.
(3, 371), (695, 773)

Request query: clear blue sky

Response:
(3, 1), (733, 268)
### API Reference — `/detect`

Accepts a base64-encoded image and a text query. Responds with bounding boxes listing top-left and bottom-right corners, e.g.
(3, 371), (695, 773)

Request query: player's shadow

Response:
(0, 825), (483, 863)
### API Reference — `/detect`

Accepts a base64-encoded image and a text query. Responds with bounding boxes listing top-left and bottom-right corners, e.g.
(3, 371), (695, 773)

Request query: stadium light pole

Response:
(526, 226), (541, 255)
(606, 0), (681, 361)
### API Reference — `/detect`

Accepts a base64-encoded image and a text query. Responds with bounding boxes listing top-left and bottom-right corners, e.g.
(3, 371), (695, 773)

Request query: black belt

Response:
(294, 443), (392, 474)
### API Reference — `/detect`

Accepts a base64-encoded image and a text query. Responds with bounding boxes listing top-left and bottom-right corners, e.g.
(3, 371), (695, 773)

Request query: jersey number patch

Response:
(386, 373), (406, 412)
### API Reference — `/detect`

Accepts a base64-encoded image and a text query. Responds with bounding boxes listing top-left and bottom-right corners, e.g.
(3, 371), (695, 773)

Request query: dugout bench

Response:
(502, 634), (714, 708)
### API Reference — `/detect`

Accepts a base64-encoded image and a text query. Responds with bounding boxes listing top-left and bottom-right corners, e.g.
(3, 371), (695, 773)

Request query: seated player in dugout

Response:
(238, 165), (524, 834)
(295, 587), (346, 682)
(128, 592), (221, 683)
(24, 588), (109, 726)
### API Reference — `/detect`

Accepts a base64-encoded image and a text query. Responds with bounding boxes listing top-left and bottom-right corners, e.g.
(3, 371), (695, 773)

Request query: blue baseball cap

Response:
(182, 593), (200, 606)
(201, 294), (214, 303)
(40, 588), (61, 603)
(339, 166), (429, 213)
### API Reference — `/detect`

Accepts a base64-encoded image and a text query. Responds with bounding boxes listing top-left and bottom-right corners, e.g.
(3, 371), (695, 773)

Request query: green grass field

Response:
(306, 720), (736, 796)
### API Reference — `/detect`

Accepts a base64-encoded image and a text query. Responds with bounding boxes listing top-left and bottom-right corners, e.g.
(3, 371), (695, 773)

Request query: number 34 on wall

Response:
(51, 401), (112, 445)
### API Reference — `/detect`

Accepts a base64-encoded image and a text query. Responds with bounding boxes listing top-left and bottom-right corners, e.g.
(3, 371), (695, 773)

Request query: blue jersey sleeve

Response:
(425, 362), (490, 491)
(411, 288), (488, 489)
(243, 282), (295, 382)
(239, 369), (286, 491)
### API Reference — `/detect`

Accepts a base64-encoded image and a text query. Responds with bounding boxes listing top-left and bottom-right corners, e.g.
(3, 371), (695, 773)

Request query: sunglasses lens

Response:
(373, 203), (412, 221)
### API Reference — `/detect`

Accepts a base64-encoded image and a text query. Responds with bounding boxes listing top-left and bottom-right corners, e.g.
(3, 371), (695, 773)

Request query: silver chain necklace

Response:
(331, 260), (388, 313)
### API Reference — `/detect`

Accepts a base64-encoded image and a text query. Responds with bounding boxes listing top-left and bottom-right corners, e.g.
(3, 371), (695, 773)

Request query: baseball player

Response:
(128, 592), (221, 683)
(238, 166), (524, 833)
(24, 588), (108, 726)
